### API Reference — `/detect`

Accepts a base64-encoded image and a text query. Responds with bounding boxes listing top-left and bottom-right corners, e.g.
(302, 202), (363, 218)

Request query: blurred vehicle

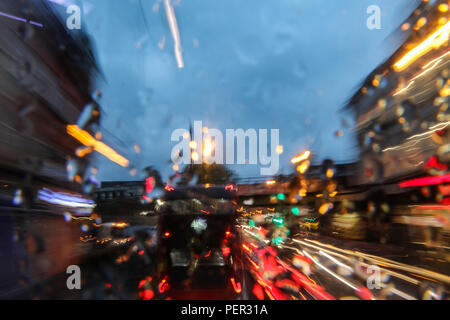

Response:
(155, 185), (244, 299)
(300, 218), (319, 232)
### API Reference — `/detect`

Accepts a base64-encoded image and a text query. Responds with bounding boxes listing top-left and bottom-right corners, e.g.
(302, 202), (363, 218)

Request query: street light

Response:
(203, 137), (213, 158)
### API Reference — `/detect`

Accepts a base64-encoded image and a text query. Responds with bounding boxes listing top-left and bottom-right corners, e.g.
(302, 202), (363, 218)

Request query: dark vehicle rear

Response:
(156, 186), (243, 299)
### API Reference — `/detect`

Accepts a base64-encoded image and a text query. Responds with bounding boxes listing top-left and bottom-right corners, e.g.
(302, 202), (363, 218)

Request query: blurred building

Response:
(0, 0), (99, 190)
(0, 0), (99, 298)
(94, 181), (145, 202)
(344, 0), (449, 186)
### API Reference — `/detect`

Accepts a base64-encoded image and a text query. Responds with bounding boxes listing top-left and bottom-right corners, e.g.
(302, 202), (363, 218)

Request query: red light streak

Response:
(247, 257), (260, 270)
(225, 184), (234, 191)
(138, 280), (147, 289)
(278, 259), (335, 300)
(399, 174), (450, 188)
(418, 205), (450, 210)
(424, 156), (448, 171)
(253, 284), (265, 300)
(145, 177), (155, 194)
(222, 246), (231, 257)
(159, 276), (169, 293)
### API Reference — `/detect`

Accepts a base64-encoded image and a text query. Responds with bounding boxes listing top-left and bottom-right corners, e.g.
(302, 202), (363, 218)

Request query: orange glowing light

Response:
(291, 150), (311, 164)
(326, 168), (335, 178)
(297, 160), (310, 174)
(438, 4), (448, 13)
(67, 125), (129, 167)
(298, 188), (307, 197)
(230, 278), (242, 294)
(75, 146), (94, 158)
(164, 185), (175, 191)
(319, 203), (331, 215)
(115, 222), (128, 228)
(266, 180), (276, 185)
(414, 17), (427, 31)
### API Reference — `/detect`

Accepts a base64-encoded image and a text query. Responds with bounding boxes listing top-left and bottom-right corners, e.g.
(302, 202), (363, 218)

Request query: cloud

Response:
(81, 0), (416, 181)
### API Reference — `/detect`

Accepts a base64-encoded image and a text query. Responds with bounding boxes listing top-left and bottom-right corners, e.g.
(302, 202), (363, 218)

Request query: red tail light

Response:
(159, 276), (169, 293)
(222, 246), (231, 257)
(253, 284), (265, 300)
(139, 289), (154, 300)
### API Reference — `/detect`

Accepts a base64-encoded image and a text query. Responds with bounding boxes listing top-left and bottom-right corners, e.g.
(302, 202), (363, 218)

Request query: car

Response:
(155, 185), (244, 300)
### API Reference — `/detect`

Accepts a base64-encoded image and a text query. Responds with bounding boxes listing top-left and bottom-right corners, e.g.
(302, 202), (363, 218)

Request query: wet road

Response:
(240, 226), (449, 300)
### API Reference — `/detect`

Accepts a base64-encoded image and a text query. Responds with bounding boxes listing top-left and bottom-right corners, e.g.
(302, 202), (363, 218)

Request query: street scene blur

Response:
(0, 0), (449, 300)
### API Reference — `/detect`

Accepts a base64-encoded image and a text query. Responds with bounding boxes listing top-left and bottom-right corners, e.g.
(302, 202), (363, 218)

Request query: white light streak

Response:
(164, 0), (184, 68)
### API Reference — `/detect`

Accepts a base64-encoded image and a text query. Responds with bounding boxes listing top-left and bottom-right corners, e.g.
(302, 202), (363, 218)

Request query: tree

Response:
(178, 163), (238, 186)
(143, 166), (164, 188)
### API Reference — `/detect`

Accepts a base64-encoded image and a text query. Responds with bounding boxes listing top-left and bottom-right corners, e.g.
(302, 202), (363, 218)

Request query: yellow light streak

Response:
(393, 22), (450, 71)
(291, 150), (311, 164)
(67, 125), (129, 167)
(203, 138), (213, 157)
